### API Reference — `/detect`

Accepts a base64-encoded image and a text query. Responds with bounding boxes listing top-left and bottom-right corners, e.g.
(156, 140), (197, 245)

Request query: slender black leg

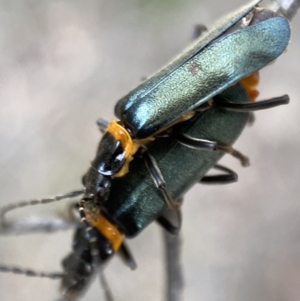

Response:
(157, 216), (180, 235)
(195, 95), (289, 119)
(156, 202), (183, 236)
(98, 94), (284, 169)
(118, 241), (137, 270)
(143, 151), (179, 210)
(212, 94), (289, 112)
(143, 150), (182, 231)
(173, 131), (249, 167)
(216, 144), (249, 167)
(175, 132), (217, 151)
(200, 164), (238, 184)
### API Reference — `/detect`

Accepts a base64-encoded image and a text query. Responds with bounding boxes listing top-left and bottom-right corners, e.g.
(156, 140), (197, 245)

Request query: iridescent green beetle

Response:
(114, 0), (290, 138)
(86, 0), (290, 206)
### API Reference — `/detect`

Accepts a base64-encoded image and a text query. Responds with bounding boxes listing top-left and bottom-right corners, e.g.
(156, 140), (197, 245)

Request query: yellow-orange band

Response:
(86, 212), (123, 252)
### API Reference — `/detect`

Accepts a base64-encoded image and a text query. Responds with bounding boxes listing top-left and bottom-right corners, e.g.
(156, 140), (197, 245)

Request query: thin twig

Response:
(163, 231), (184, 301)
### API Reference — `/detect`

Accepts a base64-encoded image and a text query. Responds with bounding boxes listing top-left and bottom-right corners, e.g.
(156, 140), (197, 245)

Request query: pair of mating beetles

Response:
(0, 0), (291, 300)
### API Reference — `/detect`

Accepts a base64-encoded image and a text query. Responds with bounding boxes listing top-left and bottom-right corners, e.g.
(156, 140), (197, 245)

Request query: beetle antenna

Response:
(0, 189), (85, 228)
(0, 263), (64, 279)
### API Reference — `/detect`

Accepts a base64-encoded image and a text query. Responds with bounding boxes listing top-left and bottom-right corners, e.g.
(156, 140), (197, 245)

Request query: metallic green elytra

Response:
(106, 83), (251, 237)
(115, 0), (290, 139)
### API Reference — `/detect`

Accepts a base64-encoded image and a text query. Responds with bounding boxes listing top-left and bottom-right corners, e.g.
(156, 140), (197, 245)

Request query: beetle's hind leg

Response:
(211, 94), (289, 112)
(200, 164), (238, 185)
(156, 164), (238, 234)
(195, 94), (289, 124)
(156, 200), (183, 235)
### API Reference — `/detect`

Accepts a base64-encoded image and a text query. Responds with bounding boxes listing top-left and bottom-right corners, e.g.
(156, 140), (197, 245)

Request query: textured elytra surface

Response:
(0, 0), (300, 301)
(116, 17), (290, 139)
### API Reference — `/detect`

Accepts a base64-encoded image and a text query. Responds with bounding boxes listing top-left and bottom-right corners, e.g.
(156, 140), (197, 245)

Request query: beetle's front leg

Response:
(211, 94), (289, 112)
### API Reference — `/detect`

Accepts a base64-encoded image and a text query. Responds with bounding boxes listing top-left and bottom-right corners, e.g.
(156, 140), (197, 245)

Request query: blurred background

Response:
(0, 0), (299, 300)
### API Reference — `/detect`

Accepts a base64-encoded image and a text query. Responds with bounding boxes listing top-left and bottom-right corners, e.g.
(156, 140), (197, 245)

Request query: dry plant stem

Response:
(163, 231), (184, 301)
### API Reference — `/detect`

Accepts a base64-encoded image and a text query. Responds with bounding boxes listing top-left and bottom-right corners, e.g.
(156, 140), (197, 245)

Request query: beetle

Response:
(85, 0), (291, 217)
(114, 0), (290, 140)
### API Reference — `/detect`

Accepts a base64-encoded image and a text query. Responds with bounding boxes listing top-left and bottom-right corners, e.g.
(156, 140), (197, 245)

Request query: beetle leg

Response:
(175, 132), (217, 150)
(174, 132), (249, 166)
(118, 241), (137, 270)
(157, 199), (183, 235)
(200, 164), (238, 184)
(143, 150), (182, 231)
(212, 94), (289, 111)
(143, 151), (180, 210)
(215, 144), (249, 166)
(157, 215), (180, 235)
